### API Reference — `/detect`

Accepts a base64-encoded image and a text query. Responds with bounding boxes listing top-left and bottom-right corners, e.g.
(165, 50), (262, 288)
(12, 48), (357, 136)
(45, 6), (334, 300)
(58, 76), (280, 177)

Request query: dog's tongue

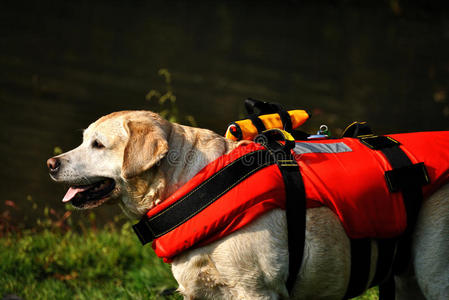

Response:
(63, 186), (90, 202)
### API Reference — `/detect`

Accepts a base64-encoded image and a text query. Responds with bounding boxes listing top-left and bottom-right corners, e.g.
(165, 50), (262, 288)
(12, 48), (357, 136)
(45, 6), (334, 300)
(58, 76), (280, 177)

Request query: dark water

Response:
(1, 0), (448, 225)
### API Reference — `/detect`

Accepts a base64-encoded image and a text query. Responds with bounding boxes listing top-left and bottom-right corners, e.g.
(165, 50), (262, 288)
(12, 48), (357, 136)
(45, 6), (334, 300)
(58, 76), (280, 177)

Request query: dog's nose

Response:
(47, 157), (61, 174)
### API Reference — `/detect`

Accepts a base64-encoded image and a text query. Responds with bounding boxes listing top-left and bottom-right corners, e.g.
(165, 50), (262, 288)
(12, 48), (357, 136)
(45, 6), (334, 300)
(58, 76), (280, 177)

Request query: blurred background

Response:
(1, 0), (448, 227)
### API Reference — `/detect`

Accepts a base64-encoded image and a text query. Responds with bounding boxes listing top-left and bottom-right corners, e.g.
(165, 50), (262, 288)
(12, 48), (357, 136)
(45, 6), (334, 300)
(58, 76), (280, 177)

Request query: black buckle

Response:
(132, 218), (155, 245)
(360, 135), (400, 150)
(385, 163), (430, 192)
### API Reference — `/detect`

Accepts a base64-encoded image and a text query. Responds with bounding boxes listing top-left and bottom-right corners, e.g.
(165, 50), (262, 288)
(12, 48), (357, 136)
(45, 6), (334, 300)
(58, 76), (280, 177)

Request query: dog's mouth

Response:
(63, 178), (116, 208)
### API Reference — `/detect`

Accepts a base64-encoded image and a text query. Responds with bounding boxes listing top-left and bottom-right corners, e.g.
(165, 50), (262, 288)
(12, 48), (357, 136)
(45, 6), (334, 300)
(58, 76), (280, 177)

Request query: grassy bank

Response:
(0, 223), (179, 300)
(0, 223), (378, 299)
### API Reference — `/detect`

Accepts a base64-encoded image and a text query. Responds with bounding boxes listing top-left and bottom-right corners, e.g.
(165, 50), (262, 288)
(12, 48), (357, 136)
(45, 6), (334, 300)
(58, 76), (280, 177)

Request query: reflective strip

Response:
(293, 142), (352, 154)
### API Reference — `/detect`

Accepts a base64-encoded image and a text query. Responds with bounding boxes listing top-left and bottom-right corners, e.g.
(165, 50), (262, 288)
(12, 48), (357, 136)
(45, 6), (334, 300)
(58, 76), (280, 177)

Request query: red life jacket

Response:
(145, 131), (449, 262)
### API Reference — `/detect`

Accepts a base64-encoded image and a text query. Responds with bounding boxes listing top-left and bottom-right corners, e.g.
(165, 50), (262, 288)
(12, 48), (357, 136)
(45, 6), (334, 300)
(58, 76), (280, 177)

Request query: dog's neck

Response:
(163, 123), (237, 192)
(125, 122), (240, 219)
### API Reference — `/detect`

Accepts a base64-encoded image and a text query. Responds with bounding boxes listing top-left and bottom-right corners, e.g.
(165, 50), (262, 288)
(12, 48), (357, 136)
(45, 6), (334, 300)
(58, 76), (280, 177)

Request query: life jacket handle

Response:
(244, 98), (284, 115)
(255, 128), (296, 152)
(226, 98), (310, 142)
(245, 98), (293, 133)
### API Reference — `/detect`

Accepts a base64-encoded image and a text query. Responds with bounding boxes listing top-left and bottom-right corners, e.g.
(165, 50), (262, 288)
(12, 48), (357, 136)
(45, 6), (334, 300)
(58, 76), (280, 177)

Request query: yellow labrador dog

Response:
(47, 111), (449, 299)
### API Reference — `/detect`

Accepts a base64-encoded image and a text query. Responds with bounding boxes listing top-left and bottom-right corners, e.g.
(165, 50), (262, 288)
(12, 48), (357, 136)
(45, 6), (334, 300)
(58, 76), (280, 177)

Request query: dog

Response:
(47, 110), (449, 299)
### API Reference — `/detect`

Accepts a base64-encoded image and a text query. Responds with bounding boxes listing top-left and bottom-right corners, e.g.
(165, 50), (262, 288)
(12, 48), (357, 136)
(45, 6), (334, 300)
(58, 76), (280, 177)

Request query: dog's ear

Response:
(122, 120), (168, 179)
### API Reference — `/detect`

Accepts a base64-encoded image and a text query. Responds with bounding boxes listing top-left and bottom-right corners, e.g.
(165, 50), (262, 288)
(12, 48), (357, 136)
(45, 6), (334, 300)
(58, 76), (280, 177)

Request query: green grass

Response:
(0, 223), (378, 299)
(0, 223), (180, 300)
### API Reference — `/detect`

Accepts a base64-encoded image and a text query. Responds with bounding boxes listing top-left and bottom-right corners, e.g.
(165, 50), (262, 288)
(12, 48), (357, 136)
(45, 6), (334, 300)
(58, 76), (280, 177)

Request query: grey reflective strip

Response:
(293, 142), (352, 154)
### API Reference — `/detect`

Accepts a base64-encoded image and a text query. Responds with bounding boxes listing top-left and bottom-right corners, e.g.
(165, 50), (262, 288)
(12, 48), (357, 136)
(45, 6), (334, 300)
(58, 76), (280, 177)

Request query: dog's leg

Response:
(173, 207), (351, 299)
(412, 184), (449, 299)
(172, 209), (290, 300)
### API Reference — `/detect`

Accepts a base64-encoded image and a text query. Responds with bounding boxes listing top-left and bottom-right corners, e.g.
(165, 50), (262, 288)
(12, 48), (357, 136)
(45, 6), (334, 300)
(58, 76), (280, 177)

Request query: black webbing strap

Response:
(278, 109), (293, 132)
(249, 114), (267, 133)
(255, 130), (306, 294)
(379, 277), (396, 300)
(360, 135), (429, 233)
(344, 239), (372, 299)
(345, 238), (399, 299)
(370, 239), (397, 287)
(132, 150), (275, 245)
(358, 135), (429, 300)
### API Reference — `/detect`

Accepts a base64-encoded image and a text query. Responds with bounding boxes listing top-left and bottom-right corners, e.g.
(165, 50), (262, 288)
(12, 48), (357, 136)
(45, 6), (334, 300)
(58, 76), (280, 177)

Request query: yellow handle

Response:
(225, 109), (309, 141)
(263, 128), (295, 142)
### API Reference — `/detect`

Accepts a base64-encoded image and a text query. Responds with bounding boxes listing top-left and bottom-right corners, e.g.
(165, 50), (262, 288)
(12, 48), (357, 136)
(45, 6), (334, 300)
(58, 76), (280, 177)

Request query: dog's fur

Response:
(49, 111), (449, 299)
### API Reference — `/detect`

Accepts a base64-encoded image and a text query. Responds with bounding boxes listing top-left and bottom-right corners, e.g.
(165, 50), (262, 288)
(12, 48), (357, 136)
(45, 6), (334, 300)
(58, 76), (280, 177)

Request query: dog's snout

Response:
(47, 157), (61, 174)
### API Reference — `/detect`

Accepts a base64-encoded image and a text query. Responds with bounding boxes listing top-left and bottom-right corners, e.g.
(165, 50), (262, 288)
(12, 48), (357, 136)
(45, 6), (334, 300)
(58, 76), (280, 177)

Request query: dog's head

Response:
(47, 111), (170, 215)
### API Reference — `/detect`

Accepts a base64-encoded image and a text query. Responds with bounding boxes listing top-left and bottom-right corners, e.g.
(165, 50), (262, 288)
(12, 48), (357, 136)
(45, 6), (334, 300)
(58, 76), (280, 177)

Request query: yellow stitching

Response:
(148, 150), (266, 221)
(421, 164), (430, 183)
(154, 162), (272, 237)
(386, 136), (399, 144)
(360, 135), (400, 149)
(358, 134), (375, 138)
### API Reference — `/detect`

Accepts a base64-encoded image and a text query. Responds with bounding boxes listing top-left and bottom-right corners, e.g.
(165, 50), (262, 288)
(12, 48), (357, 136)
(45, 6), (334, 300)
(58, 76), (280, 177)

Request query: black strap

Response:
(278, 109), (293, 132)
(371, 239), (397, 287)
(290, 130), (310, 140)
(248, 114), (267, 133)
(359, 135), (399, 150)
(357, 135), (429, 300)
(132, 150), (275, 245)
(345, 238), (400, 299)
(282, 153), (306, 293)
(379, 278), (396, 300)
(344, 239), (372, 299)
(255, 130), (306, 294)
(385, 163), (429, 193)
(375, 239), (398, 300)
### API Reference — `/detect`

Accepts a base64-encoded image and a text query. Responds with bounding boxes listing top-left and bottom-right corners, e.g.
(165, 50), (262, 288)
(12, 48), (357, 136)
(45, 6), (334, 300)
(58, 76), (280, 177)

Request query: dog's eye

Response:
(92, 140), (105, 149)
